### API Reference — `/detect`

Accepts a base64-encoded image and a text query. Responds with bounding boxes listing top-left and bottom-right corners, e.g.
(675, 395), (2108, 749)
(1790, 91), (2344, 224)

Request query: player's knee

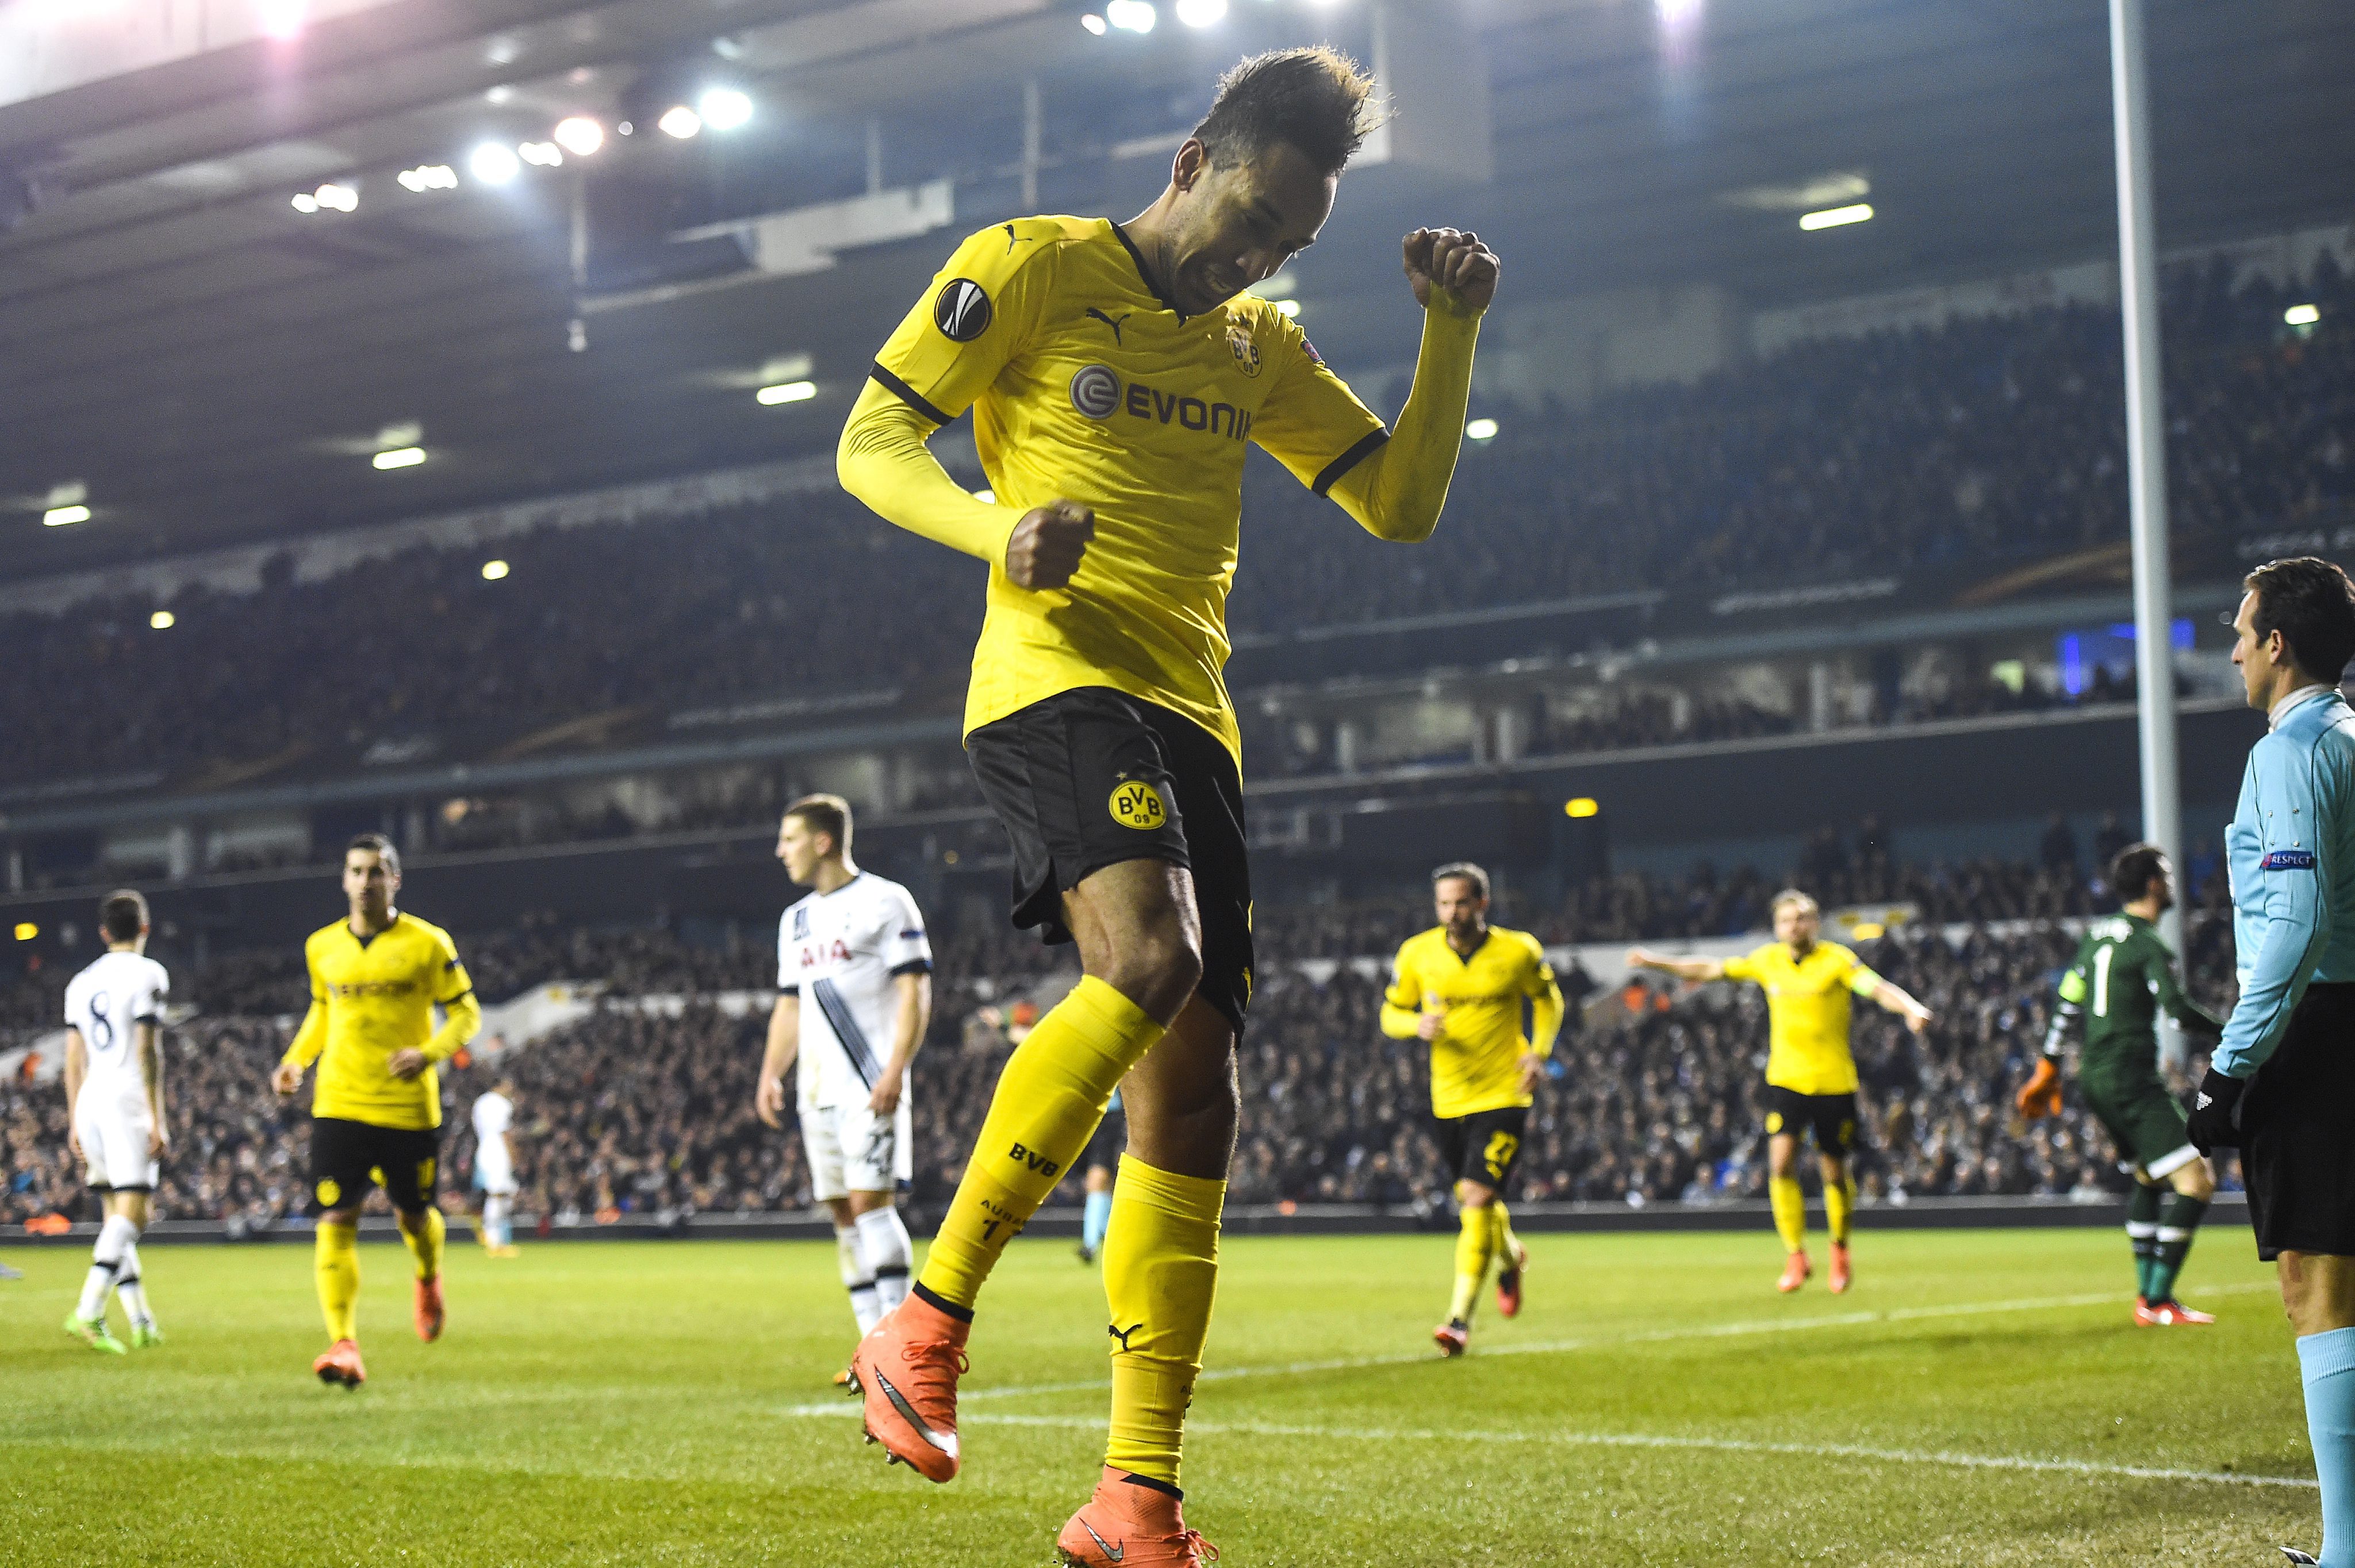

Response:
(1102, 926), (1203, 1021)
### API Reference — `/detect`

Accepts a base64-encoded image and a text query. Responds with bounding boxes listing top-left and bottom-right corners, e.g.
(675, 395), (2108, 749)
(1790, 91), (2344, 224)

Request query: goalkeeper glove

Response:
(2185, 1067), (2247, 1155)
(2014, 1057), (2063, 1121)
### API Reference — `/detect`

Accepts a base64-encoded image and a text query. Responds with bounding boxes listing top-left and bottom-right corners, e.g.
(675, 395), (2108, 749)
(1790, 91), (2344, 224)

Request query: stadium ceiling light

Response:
(1466, 417), (1499, 440)
(149, 610), (175, 630)
(396, 164), (458, 193)
(1798, 202), (1873, 231)
(373, 447), (427, 470)
(1267, 297), (1300, 318)
(756, 380), (818, 405)
(43, 504), (91, 527)
(658, 104), (703, 139)
(699, 87), (754, 132)
(290, 191), (319, 213)
(1105, 1), (1156, 33)
(553, 116), (605, 156)
(258, 0), (305, 40)
(1564, 796), (1600, 818)
(313, 182), (358, 212)
(1175, 0), (1227, 24)
(481, 559), (511, 581)
(519, 141), (563, 167)
(2285, 303), (2321, 326)
(1081, 13), (1108, 33)
(469, 143), (522, 184)
(13, 922), (35, 941)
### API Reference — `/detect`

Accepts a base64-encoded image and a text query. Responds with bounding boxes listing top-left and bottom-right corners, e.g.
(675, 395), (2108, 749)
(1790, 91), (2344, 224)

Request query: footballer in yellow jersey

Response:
(1630, 890), (1930, 1295)
(270, 835), (480, 1386)
(837, 47), (1499, 1565)
(1381, 863), (1562, 1354)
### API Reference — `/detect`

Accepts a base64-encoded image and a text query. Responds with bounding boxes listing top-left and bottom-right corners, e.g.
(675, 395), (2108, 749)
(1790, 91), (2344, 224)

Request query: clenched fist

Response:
(1004, 500), (1095, 590)
(1404, 228), (1501, 315)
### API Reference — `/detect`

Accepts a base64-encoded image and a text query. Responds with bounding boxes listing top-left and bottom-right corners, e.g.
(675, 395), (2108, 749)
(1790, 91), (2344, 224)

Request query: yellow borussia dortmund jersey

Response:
(870, 216), (1389, 763)
(1384, 926), (1561, 1118)
(296, 913), (473, 1131)
(1721, 941), (1881, 1096)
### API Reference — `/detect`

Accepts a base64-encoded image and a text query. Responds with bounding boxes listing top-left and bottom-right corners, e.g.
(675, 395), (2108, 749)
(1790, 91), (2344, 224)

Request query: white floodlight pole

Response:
(2110, 0), (2187, 1030)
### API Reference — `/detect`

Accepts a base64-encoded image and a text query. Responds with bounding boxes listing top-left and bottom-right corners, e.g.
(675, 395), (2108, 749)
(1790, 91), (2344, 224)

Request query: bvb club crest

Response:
(1226, 316), (1262, 378)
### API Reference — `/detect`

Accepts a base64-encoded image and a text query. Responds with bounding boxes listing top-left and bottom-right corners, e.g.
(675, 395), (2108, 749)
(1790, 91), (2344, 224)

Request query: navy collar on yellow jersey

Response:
(1110, 221), (1190, 321)
(346, 910), (401, 949)
(1445, 927), (1491, 965)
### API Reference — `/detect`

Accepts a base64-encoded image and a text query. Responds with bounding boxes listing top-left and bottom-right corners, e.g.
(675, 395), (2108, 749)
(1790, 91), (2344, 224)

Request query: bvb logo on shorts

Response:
(1109, 777), (1168, 830)
(316, 1178), (342, 1206)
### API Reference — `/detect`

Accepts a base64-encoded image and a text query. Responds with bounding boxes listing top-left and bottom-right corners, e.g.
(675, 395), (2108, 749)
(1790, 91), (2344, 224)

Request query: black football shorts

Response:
(965, 687), (1254, 1035)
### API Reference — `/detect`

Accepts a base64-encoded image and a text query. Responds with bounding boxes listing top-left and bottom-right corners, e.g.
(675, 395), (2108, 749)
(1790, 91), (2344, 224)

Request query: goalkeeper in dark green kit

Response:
(2018, 842), (2224, 1325)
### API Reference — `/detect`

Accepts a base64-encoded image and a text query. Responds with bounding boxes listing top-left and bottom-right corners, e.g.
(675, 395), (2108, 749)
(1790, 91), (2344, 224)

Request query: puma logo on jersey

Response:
(1085, 307), (1129, 344)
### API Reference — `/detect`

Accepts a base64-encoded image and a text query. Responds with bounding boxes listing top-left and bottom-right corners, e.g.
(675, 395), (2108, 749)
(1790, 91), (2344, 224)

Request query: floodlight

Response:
(554, 116), (605, 156)
(756, 381), (818, 405)
(2286, 304), (2321, 327)
(519, 141), (563, 167)
(469, 143), (522, 184)
(658, 105), (703, 139)
(1081, 13), (1107, 33)
(397, 164), (458, 193)
(43, 504), (91, 527)
(482, 559), (511, 581)
(290, 192), (320, 213)
(1106, 1), (1156, 33)
(699, 87), (754, 132)
(1466, 418), (1499, 440)
(1798, 202), (1873, 231)
(314, 182), (357, 212)
(1175, 0), (1227, 24)
(373, 447), (427, 470)
(1268, 298), (1300, 318)
(259, 0), (305, 40)
(150, 611), (176, 630)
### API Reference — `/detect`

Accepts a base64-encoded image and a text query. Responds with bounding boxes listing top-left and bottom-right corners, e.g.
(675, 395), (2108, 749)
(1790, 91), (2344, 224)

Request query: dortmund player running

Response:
(836, 47), (1498, 1566)
(271, 835), (481, 1388)
(2017, 843), (2223, 1325)
(1631, 890), (1931, 1293)
(1381, 863), (1563, 1356)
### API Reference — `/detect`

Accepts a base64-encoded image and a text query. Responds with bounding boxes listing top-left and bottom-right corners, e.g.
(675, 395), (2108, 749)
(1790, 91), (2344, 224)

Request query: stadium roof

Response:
(2, 0), (2349, 581)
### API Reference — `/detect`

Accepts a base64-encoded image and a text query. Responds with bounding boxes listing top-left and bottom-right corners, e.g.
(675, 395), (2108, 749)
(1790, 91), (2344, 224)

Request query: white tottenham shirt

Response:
(777, 872), (933, 1111)
(473, 1091), (515, 1175)
(64, 950), (171, 1111)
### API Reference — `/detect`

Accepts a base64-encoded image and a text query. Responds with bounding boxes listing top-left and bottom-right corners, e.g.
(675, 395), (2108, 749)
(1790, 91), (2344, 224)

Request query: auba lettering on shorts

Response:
(1109, 777), (1167, 830)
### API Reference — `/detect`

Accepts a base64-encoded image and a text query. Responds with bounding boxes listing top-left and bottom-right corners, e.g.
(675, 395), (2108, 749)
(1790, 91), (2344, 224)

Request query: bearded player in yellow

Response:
(835, 47), (1499, 1567)
(271, 834), (480, 1388)
(1381, 862), (1563, 1356)
(1629, 890), (1931, 1294)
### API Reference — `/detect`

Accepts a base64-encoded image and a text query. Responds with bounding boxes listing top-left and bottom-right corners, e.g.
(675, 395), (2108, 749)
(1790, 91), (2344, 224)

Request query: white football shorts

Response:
(801, 1097), (914, 1202)
(76, 1093), (158, 1192)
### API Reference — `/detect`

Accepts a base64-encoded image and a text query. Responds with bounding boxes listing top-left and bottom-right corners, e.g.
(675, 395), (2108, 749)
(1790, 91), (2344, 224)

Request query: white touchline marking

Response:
(946, 1412), (2319, 1492)
(813, 1280), (2280, 1409)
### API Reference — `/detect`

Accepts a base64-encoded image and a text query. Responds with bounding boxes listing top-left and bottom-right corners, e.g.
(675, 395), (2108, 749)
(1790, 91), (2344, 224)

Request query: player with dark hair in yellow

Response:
(1381, 862), (1563, 1356)
(1631, 890), (1931, 1294)
(837, 44), (1501, 1567)
(271, 834), (480, 1388)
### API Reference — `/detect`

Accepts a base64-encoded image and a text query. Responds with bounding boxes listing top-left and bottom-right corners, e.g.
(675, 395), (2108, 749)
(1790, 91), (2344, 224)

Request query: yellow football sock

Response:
(399, 1206), (445, 1282)
(1103, 1156), (1225, 1489)
(315, 1221), (360, 1343)
(1769, 1176), (1808, 1253)
(1448, 1202), (1497, 1324)
(1825, 1171), (1857, 1246)
(919, 977), (1166, 1311)
(1490, 1201), (1521, 1268)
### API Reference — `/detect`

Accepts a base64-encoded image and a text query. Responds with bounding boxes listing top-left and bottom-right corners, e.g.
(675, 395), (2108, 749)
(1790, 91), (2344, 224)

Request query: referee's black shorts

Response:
(965, 687), (1253, 1036)
(2244, 982), (2355, 1262)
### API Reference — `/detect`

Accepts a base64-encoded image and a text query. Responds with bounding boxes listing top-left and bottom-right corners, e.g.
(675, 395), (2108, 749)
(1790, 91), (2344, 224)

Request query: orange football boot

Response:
(414, 1274), (445, 1342)
(847, 1295), (969, 1482)
(1497, 1236), (1529, 1318)
(313, 1338), (367, 1389)
(1057, 1466), (1220, 1566)
(1777, 1251), (1812, 1294)
(2137, 1298), (2216, 1326)
(1827, 1243), (1852, 1295)
(1433, 1319), (1469, 1357)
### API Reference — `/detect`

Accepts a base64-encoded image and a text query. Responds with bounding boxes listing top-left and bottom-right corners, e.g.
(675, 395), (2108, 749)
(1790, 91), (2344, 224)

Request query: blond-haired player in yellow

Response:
(1380, 863), (1563, 1356)
(1630, 890), (1930, 1294)
(835, 44), (1498, 1567)
(271, 834), (480, 1388)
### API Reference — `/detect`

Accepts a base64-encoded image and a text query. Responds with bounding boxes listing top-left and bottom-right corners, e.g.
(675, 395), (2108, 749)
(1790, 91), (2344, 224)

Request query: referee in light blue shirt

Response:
(2187, 557), (2355, 1568)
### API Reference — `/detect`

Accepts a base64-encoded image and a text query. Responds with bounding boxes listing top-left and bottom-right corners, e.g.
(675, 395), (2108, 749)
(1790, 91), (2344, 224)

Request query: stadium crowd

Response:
(2, 833), (2240, 1228)
(2, 254), (2346, 795)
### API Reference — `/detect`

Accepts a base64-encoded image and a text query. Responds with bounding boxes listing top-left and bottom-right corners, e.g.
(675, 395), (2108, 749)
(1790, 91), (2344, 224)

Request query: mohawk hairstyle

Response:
(1192, 47), (1386, 179)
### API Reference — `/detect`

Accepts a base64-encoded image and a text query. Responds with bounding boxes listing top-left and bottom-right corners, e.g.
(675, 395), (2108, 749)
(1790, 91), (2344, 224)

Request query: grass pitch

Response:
(0, 1226), (2319, 1565)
